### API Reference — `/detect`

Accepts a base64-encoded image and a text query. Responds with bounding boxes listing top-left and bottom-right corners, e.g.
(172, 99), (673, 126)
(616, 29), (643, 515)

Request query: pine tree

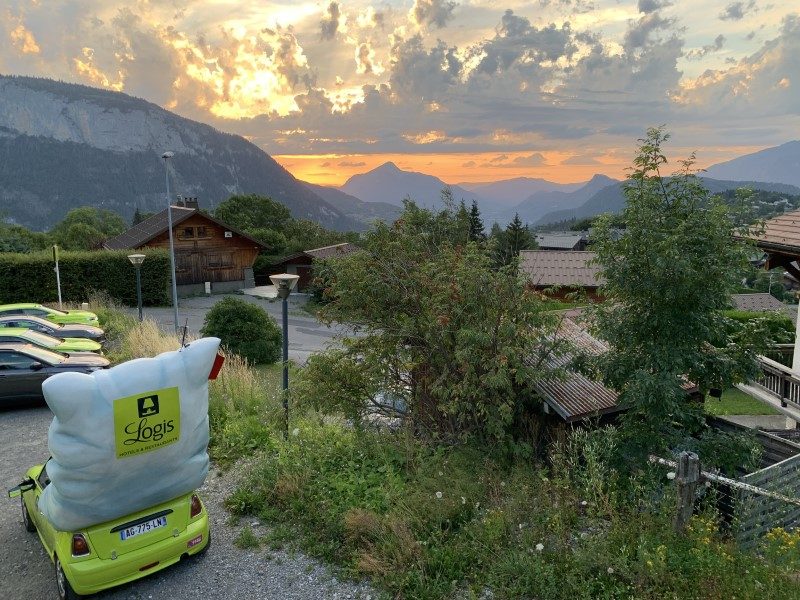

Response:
(499, 213), (535, 264)
(468, 200), (486, 242)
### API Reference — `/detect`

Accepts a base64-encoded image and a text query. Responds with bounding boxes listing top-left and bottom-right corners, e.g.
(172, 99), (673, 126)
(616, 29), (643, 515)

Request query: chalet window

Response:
(179, 227), (195, 239)
(196, 226), (209, 238)
(207, 252), (234, 269)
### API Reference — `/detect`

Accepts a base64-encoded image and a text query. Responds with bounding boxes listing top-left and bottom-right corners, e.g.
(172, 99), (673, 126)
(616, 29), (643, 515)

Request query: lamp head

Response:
(128, 253), (146, 266)
(269, 273), (300, 299)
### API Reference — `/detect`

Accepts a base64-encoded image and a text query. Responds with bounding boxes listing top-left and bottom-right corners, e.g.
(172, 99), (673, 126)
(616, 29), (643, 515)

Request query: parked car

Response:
(0, 343), (109, 405)
(0, 316), (105, 342)
(0, 303), (99, 326)
(0, 328), (102, 354)
(9, 460), (210, 600)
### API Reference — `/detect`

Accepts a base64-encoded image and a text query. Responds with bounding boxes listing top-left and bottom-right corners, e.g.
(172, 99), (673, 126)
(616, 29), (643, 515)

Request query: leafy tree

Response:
(50, 207), (127, 250)
(468, 200), (486, 242)
(587, 128), (764, 459)
(0, 223), (51, 252)
(200, 297), (281, 364)
(298, 201), (563, 444)
(214, 194), (292, 232)
(281, 219), (359, 254)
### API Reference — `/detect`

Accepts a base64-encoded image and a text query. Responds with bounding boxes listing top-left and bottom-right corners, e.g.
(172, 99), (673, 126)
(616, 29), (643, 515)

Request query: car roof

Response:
(0, 328), (42, 336)
(0, 315), (57, 325)
(0, 303), (44, 310)
(0, 342), (43, 352)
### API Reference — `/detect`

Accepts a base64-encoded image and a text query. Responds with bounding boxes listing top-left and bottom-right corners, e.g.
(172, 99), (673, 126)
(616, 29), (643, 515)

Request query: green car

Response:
(0, 328), (102, 354)
(0, 304), (99, 326)
(9, 461), (210, 599)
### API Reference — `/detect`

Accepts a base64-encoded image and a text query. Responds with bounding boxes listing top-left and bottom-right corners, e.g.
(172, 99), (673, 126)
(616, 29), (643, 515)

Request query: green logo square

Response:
(113, 387), (181, 458)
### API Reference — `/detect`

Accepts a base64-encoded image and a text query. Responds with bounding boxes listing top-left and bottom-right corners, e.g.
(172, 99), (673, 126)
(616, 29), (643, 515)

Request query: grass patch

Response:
(224, 422), (800, 599)
(704, 388), (780, 416)
(234, 526), (260, 550)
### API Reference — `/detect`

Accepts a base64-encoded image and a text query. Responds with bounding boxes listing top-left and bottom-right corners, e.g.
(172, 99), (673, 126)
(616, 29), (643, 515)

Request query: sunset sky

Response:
(1, 1), (798, 185)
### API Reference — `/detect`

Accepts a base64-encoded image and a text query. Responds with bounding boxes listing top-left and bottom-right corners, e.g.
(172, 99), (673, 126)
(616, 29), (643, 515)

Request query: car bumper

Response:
(64, 513), (209, 595)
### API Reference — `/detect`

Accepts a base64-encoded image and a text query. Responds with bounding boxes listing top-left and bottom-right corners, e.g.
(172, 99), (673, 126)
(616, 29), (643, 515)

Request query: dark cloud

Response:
(411, 0), (457, 29)
(390, 34), (461, 99)
(686, 34), (725, 60)
(320, 2), (340, 40)
(624, 11), (676, 51)
(356, 43), (375, 74)
(719, 1), (757, 21)
(475, 10), (578, 75)
(638, 0), (671, 14)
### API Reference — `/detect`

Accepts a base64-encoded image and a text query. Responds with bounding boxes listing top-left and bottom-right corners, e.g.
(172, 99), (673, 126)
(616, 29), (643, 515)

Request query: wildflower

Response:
(438, 471), (443, 476)
(461, 496), (466, 505)
(291, 428), (300, 437)
(580, 532), (588, 539)
(580, 500), (588, 507)
(435, 491), (443, 500)
(666, 472), (676, 480)
(500, 481), (506, 487)
(607, 567), (614, 575)
(535, 543), (544, 552)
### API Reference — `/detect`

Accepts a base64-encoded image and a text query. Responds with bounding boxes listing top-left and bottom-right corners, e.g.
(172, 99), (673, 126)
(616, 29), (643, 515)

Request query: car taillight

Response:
(71, 534), (90, 557)
(190, 494), (202, 518)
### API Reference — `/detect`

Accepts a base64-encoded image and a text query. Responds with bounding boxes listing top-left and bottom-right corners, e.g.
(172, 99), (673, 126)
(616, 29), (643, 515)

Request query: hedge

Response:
(0, 249), (171, 306)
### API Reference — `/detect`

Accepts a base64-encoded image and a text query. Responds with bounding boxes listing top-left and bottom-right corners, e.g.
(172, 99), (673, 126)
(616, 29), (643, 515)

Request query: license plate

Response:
(120, 516), (167, 540)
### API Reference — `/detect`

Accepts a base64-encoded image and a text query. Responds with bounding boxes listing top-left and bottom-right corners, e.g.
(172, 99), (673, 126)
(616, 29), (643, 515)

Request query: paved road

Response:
(0, 404), (373, 600)
(126, 294), (352, 364)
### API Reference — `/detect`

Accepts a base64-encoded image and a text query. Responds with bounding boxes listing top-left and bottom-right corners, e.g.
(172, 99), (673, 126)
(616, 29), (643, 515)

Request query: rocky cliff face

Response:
(0, 76), (357, 231)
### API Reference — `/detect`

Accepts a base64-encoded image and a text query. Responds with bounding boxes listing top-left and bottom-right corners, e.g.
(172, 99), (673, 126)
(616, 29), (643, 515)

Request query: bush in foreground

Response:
(201, 297), (282, 365)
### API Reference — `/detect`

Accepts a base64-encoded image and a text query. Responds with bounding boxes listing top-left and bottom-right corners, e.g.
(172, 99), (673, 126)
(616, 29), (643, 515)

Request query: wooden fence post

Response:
(673, 451), (700, 533)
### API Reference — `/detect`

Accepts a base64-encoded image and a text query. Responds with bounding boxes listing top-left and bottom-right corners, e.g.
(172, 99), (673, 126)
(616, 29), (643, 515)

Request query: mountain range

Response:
(0, 75), (359, 231)
(2, 75), (800, 233)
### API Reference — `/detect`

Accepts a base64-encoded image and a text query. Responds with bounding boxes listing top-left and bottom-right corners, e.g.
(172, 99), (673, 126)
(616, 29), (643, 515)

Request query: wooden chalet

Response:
(519, 250), (604, 300)
(270, 243), (359, 291)
(741, 209), (800, 282)
(104, 199), (264, 293)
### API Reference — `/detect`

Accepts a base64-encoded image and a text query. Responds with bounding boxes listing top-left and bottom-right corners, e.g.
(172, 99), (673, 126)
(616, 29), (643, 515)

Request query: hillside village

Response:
(2, 2), (800, 597)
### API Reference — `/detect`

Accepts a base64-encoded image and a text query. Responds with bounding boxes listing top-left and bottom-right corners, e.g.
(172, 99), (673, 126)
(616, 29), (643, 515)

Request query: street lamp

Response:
(162, 151), (180, 333)
(128, 254), (146, 322)
(269, 273), (300, 437)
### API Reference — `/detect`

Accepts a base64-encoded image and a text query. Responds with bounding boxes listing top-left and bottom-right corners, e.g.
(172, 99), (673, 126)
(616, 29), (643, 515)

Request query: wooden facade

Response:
(104, 206), (264, 287)
(144, 214), (261, 285)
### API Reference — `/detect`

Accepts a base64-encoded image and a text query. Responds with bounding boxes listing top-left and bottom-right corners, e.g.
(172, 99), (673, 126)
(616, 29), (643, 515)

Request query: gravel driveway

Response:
(0, 405), (374, 600)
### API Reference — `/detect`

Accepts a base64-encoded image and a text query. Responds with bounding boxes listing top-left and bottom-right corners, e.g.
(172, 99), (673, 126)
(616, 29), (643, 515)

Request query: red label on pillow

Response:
(208, 353), (224, 380)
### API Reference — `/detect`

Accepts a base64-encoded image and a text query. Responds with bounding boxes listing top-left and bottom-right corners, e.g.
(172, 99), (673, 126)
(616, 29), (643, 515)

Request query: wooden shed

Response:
(270, 243), (359, 291)
(104, 201), (264, 293)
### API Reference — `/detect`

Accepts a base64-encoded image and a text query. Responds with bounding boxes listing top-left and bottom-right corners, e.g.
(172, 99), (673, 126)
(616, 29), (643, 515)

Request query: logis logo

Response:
(137, 395), (160, 418)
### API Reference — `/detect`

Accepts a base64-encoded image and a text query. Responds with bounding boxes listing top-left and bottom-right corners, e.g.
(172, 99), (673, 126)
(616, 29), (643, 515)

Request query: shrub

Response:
(723, 309), (794, 344)
(0, 249), (170, 305)
(200, 297), (282, 365)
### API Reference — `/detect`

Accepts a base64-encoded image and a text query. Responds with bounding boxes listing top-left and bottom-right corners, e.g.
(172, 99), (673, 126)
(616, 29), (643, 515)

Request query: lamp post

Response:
(162, 151), (179, 333)
(269, 273), (300, 437)
(128, 254), (146, 322)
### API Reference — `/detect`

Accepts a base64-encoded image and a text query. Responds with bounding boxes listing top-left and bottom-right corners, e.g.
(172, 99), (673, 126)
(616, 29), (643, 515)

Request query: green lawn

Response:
(704, 387), (780, 416)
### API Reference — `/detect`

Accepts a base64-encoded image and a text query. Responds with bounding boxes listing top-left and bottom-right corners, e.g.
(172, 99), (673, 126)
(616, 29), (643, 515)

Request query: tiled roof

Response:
(530, 318), (698, 422)
(731, 293), (797, 324)
(529, 318), (620, 422)
(304, 242), (360, 259)
(520, 250), (604, 288)
(104, 207), (265, 250)
(104, 206), (195, 250)
(535, 233), (585, 250)
(743, 210), (800, 251)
